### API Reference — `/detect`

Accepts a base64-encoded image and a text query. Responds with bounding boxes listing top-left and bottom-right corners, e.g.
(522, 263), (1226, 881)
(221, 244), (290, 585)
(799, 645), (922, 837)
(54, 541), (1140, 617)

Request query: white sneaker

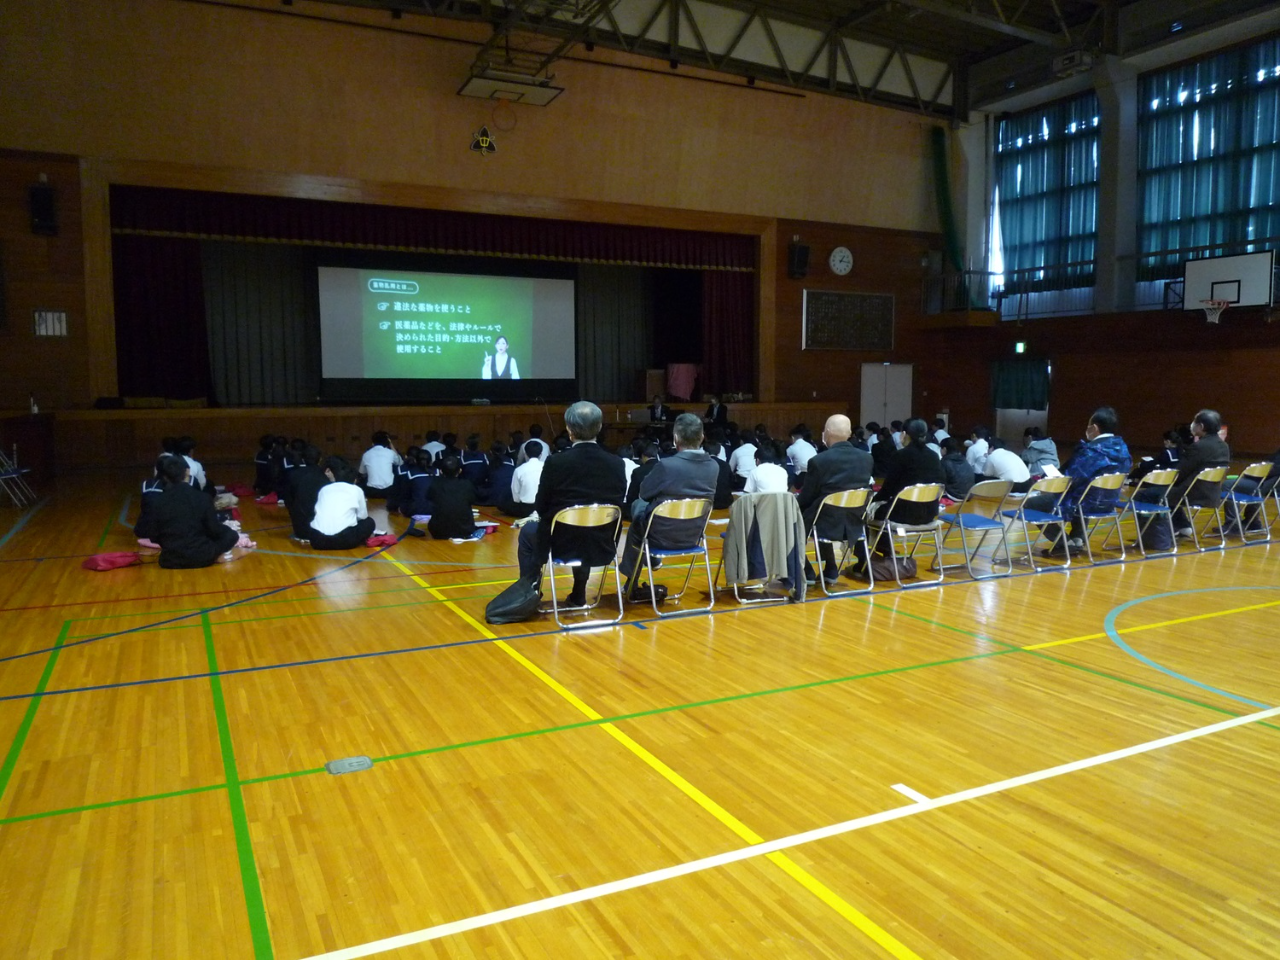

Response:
(1175, 527), (1194, 539)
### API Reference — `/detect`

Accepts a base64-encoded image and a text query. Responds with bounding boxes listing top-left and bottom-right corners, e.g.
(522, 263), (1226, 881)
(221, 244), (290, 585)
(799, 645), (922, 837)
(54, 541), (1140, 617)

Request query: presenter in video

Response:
(481, 335), (521, 379)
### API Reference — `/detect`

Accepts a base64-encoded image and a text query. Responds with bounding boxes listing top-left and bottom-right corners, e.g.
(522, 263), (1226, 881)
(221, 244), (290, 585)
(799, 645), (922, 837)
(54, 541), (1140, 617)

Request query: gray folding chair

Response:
(0, 446), (35, 508)
(1000, 475), (1074, 571)
(808, 487), (874, 596)
(1109, 468), (1178, 557)
(1071, 472), (1128, 563)
(1171, 466), (1229, 552)
(1222, 462), (1274, 543)
(938, 479), (1013, 579)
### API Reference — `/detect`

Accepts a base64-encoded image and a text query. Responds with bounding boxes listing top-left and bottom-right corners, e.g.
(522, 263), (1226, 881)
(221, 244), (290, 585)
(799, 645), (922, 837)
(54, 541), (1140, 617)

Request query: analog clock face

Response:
(829, 246), (853, 275)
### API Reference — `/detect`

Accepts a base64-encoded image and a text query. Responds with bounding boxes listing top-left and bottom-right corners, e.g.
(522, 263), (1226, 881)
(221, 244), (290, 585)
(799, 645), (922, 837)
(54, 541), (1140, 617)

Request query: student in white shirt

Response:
(744, 442), (790, 494)
(786, 425), (818, 478)
(966, 426), (991, 477)
(500, 441), (544, 518)
(358, 431), (402, 498)
(310, 457), (378, 549)
(178, 436), (210, 495)
(982, 438), (1034, 492)
(728, 436), (758, 490)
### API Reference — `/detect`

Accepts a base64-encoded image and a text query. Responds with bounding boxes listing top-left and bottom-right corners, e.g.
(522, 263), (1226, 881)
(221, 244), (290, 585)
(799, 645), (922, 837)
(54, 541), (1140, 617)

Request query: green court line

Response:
(0, 782), (226, 825)
(0, 621), (70, 809)
(5, 603), (1276, 828)
(94, 500), (124, 552)
(203, 613), (274, 960)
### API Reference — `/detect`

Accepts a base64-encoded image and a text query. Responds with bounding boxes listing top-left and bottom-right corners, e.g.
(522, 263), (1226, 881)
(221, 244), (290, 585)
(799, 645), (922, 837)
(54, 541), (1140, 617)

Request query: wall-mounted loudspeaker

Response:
(787, 242), (809, 279)
(29, 183), (57, 236)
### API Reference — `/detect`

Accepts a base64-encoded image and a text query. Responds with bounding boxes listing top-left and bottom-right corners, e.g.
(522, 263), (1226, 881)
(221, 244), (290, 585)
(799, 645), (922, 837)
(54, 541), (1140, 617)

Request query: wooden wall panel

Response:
(53, 402), (844, 470)
(0, 151), (89, 410)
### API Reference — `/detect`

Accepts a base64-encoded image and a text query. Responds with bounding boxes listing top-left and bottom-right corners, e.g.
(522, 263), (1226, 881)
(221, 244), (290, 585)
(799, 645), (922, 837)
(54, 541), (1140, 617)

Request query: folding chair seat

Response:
(714, 492), (807, 604)
(1000, 475), (1074, 571)
(1071, 472), (1128, 563)
(1221, 462), (1274, 543)
(938, 479), (1012, 579)
(1172, 466), (1228, 552)
(540, 504), (624, 629)
(864, 482), (946, 587)
(631, 497), (715, 617)
(808, 487), (874, 596)
(1110, 468), (1178, 557)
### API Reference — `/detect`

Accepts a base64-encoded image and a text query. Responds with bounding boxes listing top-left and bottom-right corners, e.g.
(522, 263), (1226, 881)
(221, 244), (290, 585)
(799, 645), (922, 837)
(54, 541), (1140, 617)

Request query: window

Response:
(992, 91), (1100, 293)
(1138, 37), (1280, 280)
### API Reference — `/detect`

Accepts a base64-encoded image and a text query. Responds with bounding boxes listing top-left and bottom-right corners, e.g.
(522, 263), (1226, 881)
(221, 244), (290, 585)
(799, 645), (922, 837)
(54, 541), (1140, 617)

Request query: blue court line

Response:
(1102, 587), (1278, 710)
(2, 537), (1275, 705)
(0, 498), (48, 553)
(0, 534), (411, 666)
(117, 494), (133, 529)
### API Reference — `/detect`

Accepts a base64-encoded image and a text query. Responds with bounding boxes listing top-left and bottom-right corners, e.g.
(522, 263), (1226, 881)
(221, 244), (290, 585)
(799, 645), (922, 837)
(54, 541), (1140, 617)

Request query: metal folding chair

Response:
(1171, 466), (1229, 552)
(1222, 462), (1274, 543)
(632, 497), (715, 617)
(1109, 468), (1178, 557)
(1071, 472), (1129, 563)
(540, 504), (624, 629)
(864, 482), (946, 587)
(714, 492), (806, 604)
(938, 479), (1013, 579)
(808, 487), (874, 596)
(1000, 474), (1074, 571)
(0, 446), (35, 508)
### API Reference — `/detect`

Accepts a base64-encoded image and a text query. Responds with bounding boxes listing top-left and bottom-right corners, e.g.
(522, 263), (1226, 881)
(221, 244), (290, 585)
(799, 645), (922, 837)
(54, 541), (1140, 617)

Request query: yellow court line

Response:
(1023, 597), (1280, 650)
(383, 554), (921, 960)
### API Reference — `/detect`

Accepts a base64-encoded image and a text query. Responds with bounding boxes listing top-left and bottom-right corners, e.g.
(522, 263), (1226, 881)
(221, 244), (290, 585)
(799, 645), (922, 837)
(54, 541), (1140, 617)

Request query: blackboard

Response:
(802, 290), (894, 351)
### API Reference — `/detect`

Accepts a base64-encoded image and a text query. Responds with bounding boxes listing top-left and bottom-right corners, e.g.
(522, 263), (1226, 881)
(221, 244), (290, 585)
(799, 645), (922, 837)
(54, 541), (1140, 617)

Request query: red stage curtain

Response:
(110, 186), (756, 271)
(701, 270), (754, 395)
(112, 234), (211, 401)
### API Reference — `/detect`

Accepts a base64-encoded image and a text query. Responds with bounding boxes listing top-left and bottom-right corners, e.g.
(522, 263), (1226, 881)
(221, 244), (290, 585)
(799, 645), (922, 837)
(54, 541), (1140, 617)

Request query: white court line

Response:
(302, 705), (1280, 960)
(891, 782), (931, 804)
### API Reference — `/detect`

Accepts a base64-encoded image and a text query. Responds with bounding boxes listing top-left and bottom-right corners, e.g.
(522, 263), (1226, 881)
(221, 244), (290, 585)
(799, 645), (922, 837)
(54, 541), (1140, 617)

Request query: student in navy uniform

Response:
(386, 445), (420, 514)
(253, 434), (275, 495)
(426, 456), (479, 539)
(149, 455), (242, 568)
(287, 445), (329, 542)
(134, 456), (168, 546)
(460, 434), (490, 487)
(400, 451), (436, 518)
(479, 441), (516, 506)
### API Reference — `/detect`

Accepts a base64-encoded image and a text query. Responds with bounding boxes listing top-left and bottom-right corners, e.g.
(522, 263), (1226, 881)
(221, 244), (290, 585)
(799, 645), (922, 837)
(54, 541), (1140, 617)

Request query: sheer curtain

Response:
(1138, 38), (1280, 280)
(994, 91), (1100, 292)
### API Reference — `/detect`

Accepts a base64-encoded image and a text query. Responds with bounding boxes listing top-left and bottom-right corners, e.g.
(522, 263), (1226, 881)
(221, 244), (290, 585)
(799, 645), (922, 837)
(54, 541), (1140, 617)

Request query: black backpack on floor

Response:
(485, 577), (542, 624)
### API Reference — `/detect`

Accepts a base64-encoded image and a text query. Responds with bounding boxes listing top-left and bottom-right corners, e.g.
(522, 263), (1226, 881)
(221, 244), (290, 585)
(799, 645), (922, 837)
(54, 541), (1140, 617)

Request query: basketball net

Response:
(1200, 299), (1230, 324)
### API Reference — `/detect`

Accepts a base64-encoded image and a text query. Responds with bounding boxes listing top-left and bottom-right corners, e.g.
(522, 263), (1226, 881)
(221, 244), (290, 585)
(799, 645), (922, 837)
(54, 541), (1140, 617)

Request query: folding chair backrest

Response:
(550, 504), (621, 534)
(1236, 462), (1273, 485)
(1130, 468), (1178, 502)
(642, 497), (713, 547)
(958, 479), (1011, 514)
(1028, 475), (1072, 496)
(650, 497), (713, 522)
(1192, 466), (1228, 487)
(820, 487), (873, 510)
(893, 482), (944, 503)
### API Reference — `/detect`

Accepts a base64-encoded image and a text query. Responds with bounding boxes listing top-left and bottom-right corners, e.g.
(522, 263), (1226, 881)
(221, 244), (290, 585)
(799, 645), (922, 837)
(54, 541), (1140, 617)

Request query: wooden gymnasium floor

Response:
(1, 473), (1279, 960)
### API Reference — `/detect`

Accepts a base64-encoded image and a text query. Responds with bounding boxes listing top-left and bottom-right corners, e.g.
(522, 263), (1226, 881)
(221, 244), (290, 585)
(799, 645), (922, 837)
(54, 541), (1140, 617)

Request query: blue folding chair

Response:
(1172, 466), (1229, 552)
(1110, 468), (1178, 556)
(939, 479), (1013, 579)
(1071, 472), (1129, 563)
(1000, 474), (1074, 571)
(1222, 462), (1274, 543)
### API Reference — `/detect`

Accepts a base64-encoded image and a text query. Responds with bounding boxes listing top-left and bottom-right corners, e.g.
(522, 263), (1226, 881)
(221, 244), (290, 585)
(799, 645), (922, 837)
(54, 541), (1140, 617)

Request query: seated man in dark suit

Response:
(516, 400), (627, 607)
(704, 395), (729, 428)
(860, 418), (946, 565)
(797, 414), (873, 584)
(619, 413), (720, 598)
(648, 394), (672, 423)
(1166, 408), (1231, 538)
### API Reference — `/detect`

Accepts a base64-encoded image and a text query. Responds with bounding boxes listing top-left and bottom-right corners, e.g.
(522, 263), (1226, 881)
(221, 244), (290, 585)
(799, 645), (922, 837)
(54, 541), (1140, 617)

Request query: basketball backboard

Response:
(1182, 250), (1275, 309)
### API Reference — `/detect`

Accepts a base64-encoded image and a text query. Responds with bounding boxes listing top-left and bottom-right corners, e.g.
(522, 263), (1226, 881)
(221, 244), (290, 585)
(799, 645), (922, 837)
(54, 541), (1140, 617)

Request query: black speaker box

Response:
(787, 242), (809, 279)
(29, 183), (57, 236)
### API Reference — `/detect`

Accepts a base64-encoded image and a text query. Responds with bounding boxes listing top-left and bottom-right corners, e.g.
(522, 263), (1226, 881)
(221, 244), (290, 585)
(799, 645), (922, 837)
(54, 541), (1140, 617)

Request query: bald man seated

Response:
(796, 414), (874, 584)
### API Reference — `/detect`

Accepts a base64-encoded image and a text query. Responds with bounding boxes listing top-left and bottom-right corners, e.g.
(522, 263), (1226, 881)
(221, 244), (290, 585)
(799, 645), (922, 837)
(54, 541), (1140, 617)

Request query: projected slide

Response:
(318, 267), (575, 381)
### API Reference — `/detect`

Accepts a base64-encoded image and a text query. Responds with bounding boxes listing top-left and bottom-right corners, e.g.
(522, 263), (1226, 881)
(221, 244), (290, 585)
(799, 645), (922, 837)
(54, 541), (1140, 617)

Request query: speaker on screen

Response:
(787, 242), (809, 279)
(29, 183), (57, 236)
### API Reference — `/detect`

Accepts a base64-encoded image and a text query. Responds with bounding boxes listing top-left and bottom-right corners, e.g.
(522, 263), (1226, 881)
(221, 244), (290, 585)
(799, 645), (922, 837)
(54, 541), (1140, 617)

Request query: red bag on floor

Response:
(226, 483), (255, 498)
(83, 552), (142, 571)
(255, 492), (278, 505)
(365, 534), (398, 547)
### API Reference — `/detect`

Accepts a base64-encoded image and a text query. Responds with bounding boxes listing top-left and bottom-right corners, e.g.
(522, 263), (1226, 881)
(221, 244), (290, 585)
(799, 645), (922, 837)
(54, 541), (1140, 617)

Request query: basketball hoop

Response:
(1200, 299), (1231, 324)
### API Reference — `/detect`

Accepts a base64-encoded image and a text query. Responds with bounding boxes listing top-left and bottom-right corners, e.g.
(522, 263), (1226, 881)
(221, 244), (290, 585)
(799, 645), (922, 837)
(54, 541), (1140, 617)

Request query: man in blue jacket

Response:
(1023, 406), (1131, 554)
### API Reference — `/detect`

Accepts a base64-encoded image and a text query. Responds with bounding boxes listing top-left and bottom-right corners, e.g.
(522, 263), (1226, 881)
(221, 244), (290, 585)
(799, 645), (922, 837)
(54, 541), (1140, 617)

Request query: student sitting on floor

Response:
(178, 436), (211, 496)
(287, 445), (329, 543)
(358, 431), (402, 500)
(500, 440), (544, 518)
(134, 456), (168, 548)
(744, 440), (790, 494)
(253, 434), (275, 495)
(149, 455), (245, 568)
(400, 451), (436, 518)
(479, 441), (515, 507)
(386, 445), (420, 514)
(309, 457), (378, 550)
(426, 456), (479, 540)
